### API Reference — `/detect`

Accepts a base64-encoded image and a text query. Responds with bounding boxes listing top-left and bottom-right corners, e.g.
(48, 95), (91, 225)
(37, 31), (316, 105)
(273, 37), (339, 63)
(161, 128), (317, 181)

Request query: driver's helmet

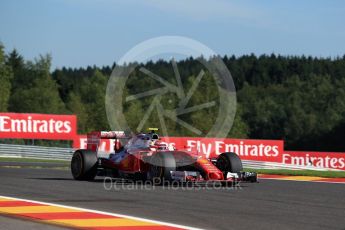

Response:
(136, 134), (151, 149)
(149, 139), (168, 150)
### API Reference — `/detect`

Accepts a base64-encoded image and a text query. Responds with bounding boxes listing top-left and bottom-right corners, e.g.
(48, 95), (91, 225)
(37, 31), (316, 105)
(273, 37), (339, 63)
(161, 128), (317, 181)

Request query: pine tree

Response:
(9, 54), (66, 114)
(0, 44), (13, 111)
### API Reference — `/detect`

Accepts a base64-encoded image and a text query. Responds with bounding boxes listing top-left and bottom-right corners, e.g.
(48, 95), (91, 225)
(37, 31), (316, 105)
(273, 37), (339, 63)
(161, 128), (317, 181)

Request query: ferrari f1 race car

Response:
(71, 128), (257, 184)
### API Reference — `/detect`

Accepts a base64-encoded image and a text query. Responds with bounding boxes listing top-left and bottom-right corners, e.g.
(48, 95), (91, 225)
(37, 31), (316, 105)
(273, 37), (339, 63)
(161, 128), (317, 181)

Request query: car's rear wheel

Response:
(71, 150), (98, 180)
(216, 152), (243, 175)
(149, 152), (176, 183)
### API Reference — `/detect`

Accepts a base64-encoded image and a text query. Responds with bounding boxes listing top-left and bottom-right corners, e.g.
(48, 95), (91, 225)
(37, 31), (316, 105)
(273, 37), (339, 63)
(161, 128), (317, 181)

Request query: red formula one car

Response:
(71, 128), (257, 184)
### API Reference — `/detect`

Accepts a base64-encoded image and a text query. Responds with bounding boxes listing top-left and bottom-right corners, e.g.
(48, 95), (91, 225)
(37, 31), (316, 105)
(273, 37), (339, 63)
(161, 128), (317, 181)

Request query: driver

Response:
(149, 139), (170, 150)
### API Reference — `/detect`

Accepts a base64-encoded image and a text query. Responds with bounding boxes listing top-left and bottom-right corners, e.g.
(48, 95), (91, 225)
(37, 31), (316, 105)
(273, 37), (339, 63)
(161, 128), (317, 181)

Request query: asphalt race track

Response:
(0, 162), (345, 230)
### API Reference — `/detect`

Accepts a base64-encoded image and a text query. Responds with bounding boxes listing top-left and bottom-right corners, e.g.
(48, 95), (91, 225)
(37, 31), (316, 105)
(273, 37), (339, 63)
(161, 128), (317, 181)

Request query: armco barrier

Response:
(242, 160), (342, 171)
(0, 144), (73, 161)
(0, 144), (341, 171)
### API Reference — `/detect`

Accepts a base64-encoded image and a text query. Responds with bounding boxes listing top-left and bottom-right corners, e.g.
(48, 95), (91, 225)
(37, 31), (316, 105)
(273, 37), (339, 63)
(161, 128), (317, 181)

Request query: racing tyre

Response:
(216, 152), (243, 174)
(71, 150), (98, 180)
(149, 152), (176, 183)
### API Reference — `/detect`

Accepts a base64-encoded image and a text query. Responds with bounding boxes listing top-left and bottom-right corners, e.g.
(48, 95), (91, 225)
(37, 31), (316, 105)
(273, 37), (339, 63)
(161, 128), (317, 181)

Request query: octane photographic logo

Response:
(103, 177), (243, 191)
(106, 36), (236, 144)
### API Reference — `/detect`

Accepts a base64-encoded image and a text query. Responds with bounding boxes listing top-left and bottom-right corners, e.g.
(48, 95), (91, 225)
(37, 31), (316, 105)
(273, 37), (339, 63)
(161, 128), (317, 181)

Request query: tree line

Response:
(1, 42), (345, 151)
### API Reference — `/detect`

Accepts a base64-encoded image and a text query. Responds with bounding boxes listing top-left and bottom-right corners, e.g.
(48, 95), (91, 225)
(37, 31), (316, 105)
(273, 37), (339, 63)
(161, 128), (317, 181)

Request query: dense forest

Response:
(1, 42), (345, 151)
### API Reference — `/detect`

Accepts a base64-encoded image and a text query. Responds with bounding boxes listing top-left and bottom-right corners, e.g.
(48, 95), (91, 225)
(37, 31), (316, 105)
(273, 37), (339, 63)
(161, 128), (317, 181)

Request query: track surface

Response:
(0, 164), (345, 230)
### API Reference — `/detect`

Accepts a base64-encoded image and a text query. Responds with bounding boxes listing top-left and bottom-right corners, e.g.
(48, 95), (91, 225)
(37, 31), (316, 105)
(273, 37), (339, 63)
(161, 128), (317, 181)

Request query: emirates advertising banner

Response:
(0, 113), (77, 140)
(73, 135), (284, 162)
(160, 137), (283, 162)
(283, 151), (345, 171)
(1, 112), (344, 171)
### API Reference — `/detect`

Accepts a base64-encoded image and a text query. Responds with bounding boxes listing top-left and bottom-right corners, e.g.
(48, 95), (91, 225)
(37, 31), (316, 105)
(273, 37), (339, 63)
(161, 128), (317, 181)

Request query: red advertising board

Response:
(0, 113), (77, 140)
(2, 113), (343, 171)
(283, 151), (345, 170)
(160, 137), (283, 161)
(73, 135), (284, 162)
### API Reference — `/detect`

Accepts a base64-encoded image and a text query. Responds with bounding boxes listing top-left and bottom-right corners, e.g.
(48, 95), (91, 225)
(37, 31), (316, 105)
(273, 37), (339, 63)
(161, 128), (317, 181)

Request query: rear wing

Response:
(86, 131), (130, 152)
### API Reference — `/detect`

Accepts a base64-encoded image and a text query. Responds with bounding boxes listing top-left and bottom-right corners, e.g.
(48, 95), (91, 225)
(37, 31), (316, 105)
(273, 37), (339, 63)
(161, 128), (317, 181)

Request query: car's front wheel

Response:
(216, 152), (243, 176)
(148, 152), (176, 184)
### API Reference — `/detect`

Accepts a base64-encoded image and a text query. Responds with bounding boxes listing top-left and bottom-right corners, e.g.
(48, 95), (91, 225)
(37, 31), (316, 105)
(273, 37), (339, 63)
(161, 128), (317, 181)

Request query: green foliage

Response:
(9, 54), (66, 114)
(80, 70), (109, 131)
(67, 92), (88, 133)
(0, 44), (13, 111)
(228, 105), (249, 138)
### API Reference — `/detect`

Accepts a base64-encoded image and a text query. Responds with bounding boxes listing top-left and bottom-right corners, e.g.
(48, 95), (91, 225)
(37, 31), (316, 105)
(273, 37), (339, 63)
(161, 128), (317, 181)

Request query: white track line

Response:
(0, 195), (204, 230)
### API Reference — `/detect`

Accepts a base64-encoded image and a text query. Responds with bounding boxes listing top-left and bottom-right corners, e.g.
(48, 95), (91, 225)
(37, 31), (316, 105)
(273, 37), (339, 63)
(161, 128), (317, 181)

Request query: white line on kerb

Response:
(0, 195), (204, 230)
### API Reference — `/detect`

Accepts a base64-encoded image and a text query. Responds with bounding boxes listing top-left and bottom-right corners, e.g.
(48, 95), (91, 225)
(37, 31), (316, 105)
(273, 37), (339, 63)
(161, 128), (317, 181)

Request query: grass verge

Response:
(0, 157), (69, 164)
(244, 168), (345, 178)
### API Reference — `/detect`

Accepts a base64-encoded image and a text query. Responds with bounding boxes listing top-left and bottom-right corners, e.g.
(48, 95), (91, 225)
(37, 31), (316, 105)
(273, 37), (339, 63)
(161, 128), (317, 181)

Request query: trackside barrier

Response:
(0, 144), (342, 171)
(242, 160), (342, 172)
(0, 144), (73, 161)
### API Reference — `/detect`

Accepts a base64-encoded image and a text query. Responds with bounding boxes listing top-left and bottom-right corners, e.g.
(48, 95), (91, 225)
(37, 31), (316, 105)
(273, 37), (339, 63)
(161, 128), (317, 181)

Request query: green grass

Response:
(0, 157), (69, 164)
(244, 168), (345, 178)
